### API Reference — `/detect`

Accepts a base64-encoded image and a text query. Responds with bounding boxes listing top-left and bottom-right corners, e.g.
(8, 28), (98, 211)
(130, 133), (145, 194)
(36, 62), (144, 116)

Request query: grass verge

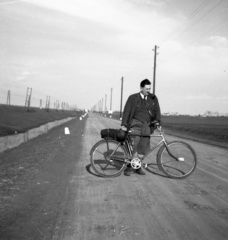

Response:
(0, 104), (83, 137)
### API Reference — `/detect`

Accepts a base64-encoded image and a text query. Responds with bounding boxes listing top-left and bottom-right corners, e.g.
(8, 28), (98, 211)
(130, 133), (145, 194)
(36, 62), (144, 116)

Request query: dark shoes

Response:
(136, 168), (146, 175)
(124, 167), (145, 176)
(124, 167), (134, 176)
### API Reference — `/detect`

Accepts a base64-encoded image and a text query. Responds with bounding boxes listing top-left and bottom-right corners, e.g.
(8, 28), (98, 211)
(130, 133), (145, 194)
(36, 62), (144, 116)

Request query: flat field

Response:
(162, 115), (228, 147)
(0, 104), (82, 137)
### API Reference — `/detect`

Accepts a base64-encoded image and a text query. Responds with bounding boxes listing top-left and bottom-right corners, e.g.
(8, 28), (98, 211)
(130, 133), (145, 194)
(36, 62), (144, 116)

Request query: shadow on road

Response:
(86, 162), (169, 179)
(86, 164), (104, 178)
(145, 163), (169, 178)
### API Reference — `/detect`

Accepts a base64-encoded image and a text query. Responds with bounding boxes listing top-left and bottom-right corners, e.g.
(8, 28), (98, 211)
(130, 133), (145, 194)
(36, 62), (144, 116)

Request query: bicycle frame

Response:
(102, 126), (178, 167)
(124, 126), (168, 161)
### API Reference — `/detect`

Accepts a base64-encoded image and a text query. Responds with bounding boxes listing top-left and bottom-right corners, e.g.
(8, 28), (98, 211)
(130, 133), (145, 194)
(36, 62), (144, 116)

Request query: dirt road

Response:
(0, 113), (227, 240)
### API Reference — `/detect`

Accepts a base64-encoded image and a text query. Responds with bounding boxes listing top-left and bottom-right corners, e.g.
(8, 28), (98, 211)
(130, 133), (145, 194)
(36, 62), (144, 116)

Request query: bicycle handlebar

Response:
(150, 120), (160, 126)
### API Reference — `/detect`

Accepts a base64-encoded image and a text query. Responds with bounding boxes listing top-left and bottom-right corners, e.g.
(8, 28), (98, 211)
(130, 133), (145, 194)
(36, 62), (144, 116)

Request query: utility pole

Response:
(25, 87), (29, 108)
(28, 88), (32, 110)
(46, 96), (48, 111)
(101, 98), (103, 113)
(152, 45), (159, 95)
(7, 90), (10, 106)
(120, 77), (124, 119)
(25, 87), (32, 111)
(46, 96), (50, 111)
(105, 94), (107, 113)
(56, 100), (59, 111)
(110, 88), (113, 114)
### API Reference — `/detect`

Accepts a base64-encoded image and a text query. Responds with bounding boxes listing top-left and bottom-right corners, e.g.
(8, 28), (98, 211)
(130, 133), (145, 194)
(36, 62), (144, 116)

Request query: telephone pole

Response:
(46, 96), (50, 111)
(25, 87), (32, 111)
(120, 77), (124, 119)
(110, 87), (113, 114)
(7, 90), (10, 105)
(101, 98), (103, 113)
(105, 94), (107, 113)
(152, 45), (159, 95)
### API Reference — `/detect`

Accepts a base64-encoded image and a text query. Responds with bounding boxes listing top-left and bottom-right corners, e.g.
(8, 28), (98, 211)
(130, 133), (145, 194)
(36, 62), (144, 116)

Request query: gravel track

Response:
(0, 114), (227, 240)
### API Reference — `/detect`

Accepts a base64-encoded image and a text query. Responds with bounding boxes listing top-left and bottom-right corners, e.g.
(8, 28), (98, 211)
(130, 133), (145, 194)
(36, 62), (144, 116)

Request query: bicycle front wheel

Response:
(157, 141), (197, 179)
(90, 139), (128, 177)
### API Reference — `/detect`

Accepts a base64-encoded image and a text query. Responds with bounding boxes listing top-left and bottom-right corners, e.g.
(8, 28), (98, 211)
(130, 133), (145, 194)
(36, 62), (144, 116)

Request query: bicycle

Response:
(90, 122), (197, 179)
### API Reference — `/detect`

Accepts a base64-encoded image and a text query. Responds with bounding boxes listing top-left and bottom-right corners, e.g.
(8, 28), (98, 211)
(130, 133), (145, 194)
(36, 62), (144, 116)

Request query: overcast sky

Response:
(0, 0), (228, 115)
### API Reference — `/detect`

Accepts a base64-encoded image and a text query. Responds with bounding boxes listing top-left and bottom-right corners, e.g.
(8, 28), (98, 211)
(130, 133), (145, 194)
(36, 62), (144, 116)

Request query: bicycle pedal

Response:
(178, 157), (185, 162)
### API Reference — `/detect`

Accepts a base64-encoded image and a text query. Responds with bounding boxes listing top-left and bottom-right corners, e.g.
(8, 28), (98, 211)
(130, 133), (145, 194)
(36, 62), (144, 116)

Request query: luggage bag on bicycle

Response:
(100, 128), (127, 142)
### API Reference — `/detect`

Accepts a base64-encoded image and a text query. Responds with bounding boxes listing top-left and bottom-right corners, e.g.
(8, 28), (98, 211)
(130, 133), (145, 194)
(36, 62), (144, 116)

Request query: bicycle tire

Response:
(90, 139), (128, 177)
(157, 141), (197, 179)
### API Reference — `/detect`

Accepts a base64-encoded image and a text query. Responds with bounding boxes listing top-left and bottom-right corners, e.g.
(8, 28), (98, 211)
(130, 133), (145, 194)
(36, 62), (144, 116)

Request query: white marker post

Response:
(64, 127), (70, 135)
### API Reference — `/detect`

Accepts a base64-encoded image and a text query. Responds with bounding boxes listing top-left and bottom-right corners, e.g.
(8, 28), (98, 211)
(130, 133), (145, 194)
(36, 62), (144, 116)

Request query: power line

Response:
(157, 0), (226, 68)
(123, 0), (224, 79)
(159, 0), (225, 55)
(187, 17), (228, 46)
(162, 0), (212, 44)
(173, 0), (225, 41)
(158, 14), (227, 66)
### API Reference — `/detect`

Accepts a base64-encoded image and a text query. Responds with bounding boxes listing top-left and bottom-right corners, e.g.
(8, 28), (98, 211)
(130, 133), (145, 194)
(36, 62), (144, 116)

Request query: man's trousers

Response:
(130, 119), (151, 156)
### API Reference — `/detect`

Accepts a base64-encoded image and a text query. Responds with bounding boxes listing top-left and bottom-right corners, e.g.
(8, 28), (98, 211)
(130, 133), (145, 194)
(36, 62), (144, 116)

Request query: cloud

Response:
(125, 0), (167, 9)
(208, 35), (228, 48)
(29, 0), (129, 30)
(0, 0), (26, 5)
(29, 0), (178, 45)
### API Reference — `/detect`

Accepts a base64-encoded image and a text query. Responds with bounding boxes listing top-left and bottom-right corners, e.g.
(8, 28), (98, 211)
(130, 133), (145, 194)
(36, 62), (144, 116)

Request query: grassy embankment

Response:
(110, 112), (228, 148)
(0, 104), (83, 137)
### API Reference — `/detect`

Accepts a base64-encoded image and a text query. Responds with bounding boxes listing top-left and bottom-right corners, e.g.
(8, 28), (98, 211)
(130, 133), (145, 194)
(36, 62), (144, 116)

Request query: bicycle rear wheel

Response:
(157, 141), (197, 179)
(90, 139), (128, 177)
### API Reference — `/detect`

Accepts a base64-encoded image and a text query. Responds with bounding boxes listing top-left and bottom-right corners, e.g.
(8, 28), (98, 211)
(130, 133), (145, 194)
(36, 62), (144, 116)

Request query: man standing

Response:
(121, 79), (161, 176)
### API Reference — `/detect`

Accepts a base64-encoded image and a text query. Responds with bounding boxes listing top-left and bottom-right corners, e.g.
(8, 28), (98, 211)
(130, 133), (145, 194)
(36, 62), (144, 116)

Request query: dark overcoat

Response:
(121, 92), (161, 130)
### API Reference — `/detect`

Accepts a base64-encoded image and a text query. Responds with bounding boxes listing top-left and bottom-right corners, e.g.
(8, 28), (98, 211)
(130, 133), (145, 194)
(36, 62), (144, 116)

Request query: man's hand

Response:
(157, 120), (161, 126)
(150, 120), (161, 127)
(121, 126), (127, 131)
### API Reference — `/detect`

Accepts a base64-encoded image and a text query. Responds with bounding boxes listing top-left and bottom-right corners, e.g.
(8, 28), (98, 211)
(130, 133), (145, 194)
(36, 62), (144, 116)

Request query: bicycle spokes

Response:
(158, 141), (197, 179)
(90, 140), (127, 177)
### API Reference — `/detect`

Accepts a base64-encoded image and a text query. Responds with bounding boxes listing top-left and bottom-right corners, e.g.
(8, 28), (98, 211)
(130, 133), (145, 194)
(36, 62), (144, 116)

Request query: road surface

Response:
(0, 113), (227, 240)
